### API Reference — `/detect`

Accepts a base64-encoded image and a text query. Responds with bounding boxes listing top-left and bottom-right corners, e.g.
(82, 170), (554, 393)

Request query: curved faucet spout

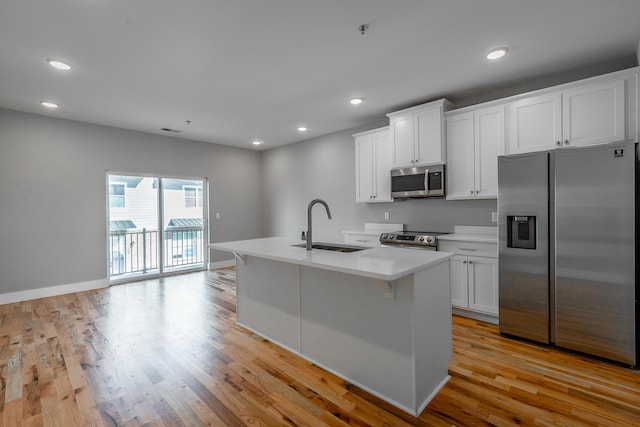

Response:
(307, 199), (332, 250)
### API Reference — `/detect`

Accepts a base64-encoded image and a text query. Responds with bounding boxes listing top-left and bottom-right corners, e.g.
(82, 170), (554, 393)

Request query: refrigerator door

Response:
(498, 152), (550, 343)
(554, 141), (636, 365)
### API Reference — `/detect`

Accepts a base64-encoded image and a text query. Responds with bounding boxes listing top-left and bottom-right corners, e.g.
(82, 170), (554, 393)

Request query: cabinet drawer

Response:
(438, 241), (497, 258)
(344, 234), (380, 246)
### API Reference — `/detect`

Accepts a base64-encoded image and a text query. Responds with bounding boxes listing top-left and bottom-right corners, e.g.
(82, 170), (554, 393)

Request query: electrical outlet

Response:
(384, 211), (390, 220)
(491, 212), (498, 223)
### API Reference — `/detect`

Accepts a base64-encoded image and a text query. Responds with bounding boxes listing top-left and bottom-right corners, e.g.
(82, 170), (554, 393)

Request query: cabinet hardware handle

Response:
(475, 190), (479, 194)
(468, 261), (473, 264)
(460, 248), (477, 251)
(469, 190), (474, 194)
(564, 139), (569, 145)
(462, 260), (467, 264)
(556, 141), (562, 146)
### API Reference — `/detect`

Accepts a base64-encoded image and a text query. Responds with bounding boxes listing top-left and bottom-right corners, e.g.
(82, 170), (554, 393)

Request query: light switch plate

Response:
(384, 211), (390, 220)
(491, 212), (498, 222)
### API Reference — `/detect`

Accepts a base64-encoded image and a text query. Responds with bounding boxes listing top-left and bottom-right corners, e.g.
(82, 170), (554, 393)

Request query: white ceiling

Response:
(1, 0), (639, 150)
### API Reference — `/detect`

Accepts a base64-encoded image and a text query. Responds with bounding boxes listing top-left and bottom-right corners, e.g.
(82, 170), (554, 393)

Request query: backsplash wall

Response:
(261, 122), (496, 242)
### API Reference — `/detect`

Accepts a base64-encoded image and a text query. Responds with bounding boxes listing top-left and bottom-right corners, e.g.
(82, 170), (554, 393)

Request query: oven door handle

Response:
(424, 169), (429, 195)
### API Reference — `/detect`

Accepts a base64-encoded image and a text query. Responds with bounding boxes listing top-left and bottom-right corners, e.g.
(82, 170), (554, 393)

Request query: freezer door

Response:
(554, 142), (636, 365)
(498, 151), (550, 343)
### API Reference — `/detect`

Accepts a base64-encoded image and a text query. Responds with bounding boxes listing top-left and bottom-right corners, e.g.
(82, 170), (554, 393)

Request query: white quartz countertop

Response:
(437, 226), (497, 243)
(437, 234), (497, 243)
(210, 237), (452, 281)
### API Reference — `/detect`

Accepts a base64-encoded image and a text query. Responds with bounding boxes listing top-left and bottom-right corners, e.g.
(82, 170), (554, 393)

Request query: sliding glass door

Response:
(107, 174), (207, 281)
(161, 178), (206, 273)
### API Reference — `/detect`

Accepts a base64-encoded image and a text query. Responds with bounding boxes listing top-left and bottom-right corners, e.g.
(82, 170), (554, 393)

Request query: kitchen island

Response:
(209, 237), (452, 416)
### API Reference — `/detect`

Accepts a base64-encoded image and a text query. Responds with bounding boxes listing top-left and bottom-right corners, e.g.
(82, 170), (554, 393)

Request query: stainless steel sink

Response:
(291, 242), (370, 253)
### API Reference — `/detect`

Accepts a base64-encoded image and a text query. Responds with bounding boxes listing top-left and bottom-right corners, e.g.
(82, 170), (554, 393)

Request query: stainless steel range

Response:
(379, 231), (449, 250)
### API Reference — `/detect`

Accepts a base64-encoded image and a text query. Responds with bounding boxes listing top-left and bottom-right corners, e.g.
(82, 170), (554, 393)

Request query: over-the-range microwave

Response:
(391, 164), (445, 199)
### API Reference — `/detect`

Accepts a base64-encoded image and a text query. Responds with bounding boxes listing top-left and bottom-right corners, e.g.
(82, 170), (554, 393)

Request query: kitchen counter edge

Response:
(209, 237), (452, 282)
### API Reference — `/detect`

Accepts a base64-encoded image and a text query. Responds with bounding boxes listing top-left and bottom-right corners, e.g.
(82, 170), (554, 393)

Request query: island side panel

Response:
(236, 256), (301, 352)
(412, 261), (452, 414)
(299, 266), (416, 412)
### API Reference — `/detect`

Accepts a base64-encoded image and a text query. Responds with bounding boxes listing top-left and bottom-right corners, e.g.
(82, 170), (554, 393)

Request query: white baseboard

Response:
(0, 278), (108, 305)
(452, 307), (498, 325)
(208, 260), (235, 270)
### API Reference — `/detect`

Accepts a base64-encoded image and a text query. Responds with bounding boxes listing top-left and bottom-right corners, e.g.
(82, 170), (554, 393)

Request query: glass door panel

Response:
(107, 175), (159, 280)
(161, 178), (207, 272)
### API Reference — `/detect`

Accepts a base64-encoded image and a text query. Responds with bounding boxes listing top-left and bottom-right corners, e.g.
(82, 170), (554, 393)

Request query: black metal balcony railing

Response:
(109, 227), (204, 276)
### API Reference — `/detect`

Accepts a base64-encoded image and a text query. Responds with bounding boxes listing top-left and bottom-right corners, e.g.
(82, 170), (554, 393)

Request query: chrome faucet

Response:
(306, 199), (332, 250)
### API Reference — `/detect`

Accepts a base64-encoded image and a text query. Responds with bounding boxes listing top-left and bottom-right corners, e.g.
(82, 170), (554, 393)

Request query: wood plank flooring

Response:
(0, 268), (639, 426)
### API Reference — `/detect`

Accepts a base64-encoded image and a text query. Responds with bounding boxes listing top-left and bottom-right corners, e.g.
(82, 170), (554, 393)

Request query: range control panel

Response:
(379, 232), (445, 247)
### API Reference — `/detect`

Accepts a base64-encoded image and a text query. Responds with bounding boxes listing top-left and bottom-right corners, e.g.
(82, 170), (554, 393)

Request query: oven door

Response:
(391, 165), (445, 198)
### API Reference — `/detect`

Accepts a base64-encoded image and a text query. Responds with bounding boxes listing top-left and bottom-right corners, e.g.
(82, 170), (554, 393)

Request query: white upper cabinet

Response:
(354, 127), (392, 203)
(445, 113), (474, 199)
(562, 80), (626, 146)
(507, 93), (562, 154)
(446, 105), (504, 199)
(387, 99), (452, 168)
(415, 107), (445, 165)
(507, 77), (629, 154)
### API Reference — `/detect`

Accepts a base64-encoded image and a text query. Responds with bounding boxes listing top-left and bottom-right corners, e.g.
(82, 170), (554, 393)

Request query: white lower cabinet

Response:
(439, 240), (498, 318)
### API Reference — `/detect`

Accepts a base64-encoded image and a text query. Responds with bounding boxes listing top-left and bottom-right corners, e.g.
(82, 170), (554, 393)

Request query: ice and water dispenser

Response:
(507, 216), (536, 249)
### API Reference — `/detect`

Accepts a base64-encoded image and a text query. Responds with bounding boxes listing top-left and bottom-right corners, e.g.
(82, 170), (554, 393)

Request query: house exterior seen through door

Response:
(107, 174), (208, 281)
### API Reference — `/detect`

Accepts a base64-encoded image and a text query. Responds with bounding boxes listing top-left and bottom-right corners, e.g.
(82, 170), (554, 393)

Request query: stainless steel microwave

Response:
(391, 164), (445, 199)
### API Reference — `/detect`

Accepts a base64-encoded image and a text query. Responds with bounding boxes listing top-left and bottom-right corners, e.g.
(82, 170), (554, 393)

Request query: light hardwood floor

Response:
(0, 269), (638, 426)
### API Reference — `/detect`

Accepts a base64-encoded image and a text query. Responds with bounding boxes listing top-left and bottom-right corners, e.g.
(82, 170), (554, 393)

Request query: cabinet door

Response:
(372, 131), (392, 201)
(507, 93), (562, 154)
(415, 107), (445, 165)
(355, 136), (374, 203)
(445, 113), (475, 199)
(449, 255), (468, 308)
(562, 79), (626, 147)
(474, 106), (504, 198)
(467, 256), (498, 315)
(390, 115), (415, 167)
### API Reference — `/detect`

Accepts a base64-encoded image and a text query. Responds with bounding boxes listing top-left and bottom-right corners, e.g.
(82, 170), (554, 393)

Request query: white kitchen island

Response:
(209, 237), (453, 416)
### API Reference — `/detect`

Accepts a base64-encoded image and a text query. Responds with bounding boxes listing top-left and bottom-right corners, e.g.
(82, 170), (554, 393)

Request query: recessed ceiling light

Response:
(297, 126), (308, 132)
(41, 101), (59, 108)
(252, 140), (263, 146)
(350, 97), (363, 105)
(46, 58), (72, 70)
(486, 47), (508, 60)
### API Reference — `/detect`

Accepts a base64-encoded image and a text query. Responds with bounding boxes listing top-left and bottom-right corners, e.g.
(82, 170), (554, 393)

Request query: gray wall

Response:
(0, 109), (263, 293)
(262, 123), (496, 242)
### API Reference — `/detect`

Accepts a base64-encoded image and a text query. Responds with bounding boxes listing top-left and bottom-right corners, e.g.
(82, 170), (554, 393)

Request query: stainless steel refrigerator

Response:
(498, 141), (638, 366)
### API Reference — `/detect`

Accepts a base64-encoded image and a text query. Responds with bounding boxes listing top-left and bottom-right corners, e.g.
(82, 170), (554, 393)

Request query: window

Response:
(109, 183), (125, 207)
(184, 186), (203, 208)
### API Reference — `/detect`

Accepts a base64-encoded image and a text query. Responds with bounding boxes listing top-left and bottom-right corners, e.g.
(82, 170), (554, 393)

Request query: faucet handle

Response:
(301, 230), (306, 241)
